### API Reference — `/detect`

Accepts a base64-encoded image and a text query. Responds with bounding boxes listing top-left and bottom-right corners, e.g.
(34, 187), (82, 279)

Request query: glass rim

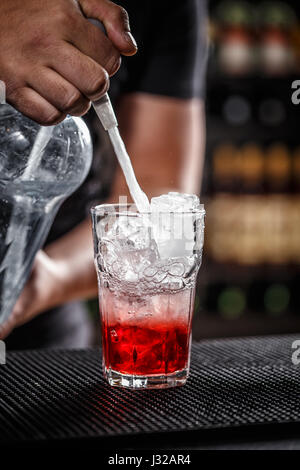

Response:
(90, 202), (205, 216)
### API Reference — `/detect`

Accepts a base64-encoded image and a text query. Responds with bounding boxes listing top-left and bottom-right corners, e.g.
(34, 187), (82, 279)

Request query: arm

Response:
(111, 93), (205, 199)
(0, 93), (205, 339)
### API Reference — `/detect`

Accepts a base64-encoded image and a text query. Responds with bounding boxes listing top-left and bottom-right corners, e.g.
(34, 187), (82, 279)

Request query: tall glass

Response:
(91, 203), (205, 389)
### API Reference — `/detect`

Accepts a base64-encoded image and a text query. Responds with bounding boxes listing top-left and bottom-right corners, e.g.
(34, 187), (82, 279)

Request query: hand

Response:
(0, 0), (137, 125)
(0, 251), (67, 339)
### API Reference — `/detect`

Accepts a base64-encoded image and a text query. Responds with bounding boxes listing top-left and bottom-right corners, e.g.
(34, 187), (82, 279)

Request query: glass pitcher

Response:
(0, 104), (93, 324)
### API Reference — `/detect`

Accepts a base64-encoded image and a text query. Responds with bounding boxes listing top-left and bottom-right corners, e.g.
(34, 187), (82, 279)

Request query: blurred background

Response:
(193, 0), (300, 339)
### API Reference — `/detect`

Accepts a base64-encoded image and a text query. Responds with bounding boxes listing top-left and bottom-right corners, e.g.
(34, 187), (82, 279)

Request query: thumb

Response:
(79, 0), (138, 56)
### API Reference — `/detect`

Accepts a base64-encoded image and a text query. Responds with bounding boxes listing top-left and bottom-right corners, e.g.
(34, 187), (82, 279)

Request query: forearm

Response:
(107, 93), (205, 203)
(44, 217), (97, 305)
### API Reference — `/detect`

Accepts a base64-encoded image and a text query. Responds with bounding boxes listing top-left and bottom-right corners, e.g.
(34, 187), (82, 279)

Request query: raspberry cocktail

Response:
(101, 289), (193, 378)
(91, 197), (205, 389)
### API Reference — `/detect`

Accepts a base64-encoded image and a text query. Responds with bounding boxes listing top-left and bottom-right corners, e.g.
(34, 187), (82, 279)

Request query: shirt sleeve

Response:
(117, 0), (208, 100)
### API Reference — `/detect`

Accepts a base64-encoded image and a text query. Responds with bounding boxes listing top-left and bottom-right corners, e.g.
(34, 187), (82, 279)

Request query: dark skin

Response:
(0, 0), (137, 124)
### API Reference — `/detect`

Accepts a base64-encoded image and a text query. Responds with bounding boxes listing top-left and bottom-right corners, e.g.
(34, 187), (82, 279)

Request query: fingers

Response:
(70, 19), (122, 77)
(0, 317), (15, 340)
(0, 0), (137, 123)
(7, 86), (66, 126)
(0, 251), (45, 340)
(79, 0), (137, 56)
(0, 300), (25, 339)
(0, 290), (28, 340)
(0, 287), (32, 340)
(48, 42), (110, 101)
(27, 67), (91, 116)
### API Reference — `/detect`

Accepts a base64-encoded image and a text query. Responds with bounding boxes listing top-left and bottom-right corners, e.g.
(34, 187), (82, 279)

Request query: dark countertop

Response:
(0, 334), (300, 449)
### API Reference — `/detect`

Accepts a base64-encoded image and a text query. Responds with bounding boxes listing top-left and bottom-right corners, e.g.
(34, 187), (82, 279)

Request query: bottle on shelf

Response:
(257, 1), (297, 76)
(265, 143), (291, 193)
(238, 143), (265, 194)
(212, 143), (239, 193)
(214, 1), (255, 75)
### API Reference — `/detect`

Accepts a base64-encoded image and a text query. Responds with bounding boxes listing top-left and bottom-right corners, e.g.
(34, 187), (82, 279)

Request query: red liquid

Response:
(102, 323), (190, 376)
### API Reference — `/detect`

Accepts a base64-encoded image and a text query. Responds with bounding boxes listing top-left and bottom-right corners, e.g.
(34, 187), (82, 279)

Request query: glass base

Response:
(104, 367), (188, 389)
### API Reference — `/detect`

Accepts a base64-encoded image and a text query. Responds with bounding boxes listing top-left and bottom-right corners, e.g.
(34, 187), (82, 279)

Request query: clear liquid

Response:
(108, 127), (150, 213)
(22, 126), (54, 179)
(0, 180), (74, 323)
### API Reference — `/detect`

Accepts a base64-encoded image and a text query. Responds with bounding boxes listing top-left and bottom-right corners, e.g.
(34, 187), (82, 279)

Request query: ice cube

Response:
(150, 192), (201, 259)
(122, 245), (158, 282)
(96, 191), (203, 285)
(107, 215), (151, 248)
(99, 214), (158, 282)
(151, 192), (200, 213)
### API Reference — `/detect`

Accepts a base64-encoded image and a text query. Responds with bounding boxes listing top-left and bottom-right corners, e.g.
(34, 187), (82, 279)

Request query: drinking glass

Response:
(91, 203), (205, 389)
